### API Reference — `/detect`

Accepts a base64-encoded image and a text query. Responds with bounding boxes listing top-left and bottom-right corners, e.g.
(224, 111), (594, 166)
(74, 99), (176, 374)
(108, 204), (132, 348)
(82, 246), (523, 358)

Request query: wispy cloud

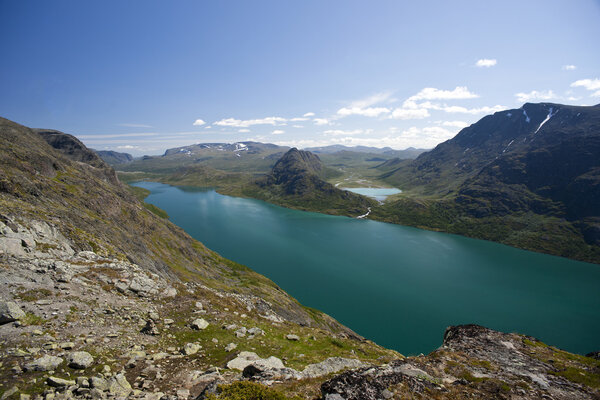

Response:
(336, 91), (394, 118)
(303, 112), (315, 117)
(514, 90), (558, 103)
(193, 119), (206, 126)
(214, 116), (287, 128)
(475, 59), (497, 68)
(238, 128), (250, 133)
(390, 108), (429, 120)
(117, 123), (153, 128)
(408, 86), (479, 101)
(313, 118), (331, 126)
(562, 65), (577, 71)
(571, 78), (600, 97)
(271, 129), (285, 135)
(439, 105), (506, 114)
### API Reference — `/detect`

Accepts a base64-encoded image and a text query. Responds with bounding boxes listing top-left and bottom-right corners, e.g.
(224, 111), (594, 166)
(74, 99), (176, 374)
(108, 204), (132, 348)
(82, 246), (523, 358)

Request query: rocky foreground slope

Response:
(1, 116), (599, 399)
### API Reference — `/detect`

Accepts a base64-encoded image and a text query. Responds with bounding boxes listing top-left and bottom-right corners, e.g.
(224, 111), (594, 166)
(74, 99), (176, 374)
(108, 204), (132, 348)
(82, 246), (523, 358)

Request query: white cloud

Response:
(118, 123), (153, 128)
(593, 91), (600, 98)
(475, 59), (497, 68)
(323, 129), (365, 136)
(303, 112), (315, 117)
(439, 105), (506, 114)
(271, 129), (285, 135)
(193, 119), (206, 126)
(514, 90), (558, 103)
(390, 108), (430, 120)
(117, 145), (139, 149)
(204, 125), (212, 129)
(562, 65), (577, 71)
(290, 117), (308, 121)
(214, 116), (287, 128)
(313, 118), (330, 126)
(408, 86), (479, 101)
(337, 106), (390, 117)
(292, 125), (304, 128)
(571, 78), (600, 92)
(238, 128), (250, 133)
(441, 120), (469, 128)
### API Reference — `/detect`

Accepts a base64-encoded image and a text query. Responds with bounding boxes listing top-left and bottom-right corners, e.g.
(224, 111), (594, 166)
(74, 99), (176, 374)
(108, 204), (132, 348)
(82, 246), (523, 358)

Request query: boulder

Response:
(24, 355), (63, 371)
(0, 301), (26, 325)
(286, 334), (300, 341)
(47, 377), (76, 387)
(108, 374), (132, 397)
(183, 343), (201, 356)
(302, 357), (366, 378)
(67, 351), (94, 369)
(225, 343), (237, 352)
(89, 376), (109, 391)
(226, 351), (285, 371)
(191, 318), (209, 330)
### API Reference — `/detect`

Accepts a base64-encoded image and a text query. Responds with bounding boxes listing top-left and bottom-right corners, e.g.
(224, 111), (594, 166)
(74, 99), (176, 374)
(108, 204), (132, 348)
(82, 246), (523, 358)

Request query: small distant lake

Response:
(343, 187), (402, 201)
(134, 182), (600, 356)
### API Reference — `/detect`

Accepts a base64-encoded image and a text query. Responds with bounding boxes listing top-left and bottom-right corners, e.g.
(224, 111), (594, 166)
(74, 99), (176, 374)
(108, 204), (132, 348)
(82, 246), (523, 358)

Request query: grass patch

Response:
(206, 381), (301, 400)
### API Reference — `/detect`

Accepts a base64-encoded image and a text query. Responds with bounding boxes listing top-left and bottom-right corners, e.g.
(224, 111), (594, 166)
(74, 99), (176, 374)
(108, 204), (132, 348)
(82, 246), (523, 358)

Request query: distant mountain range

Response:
(306, 144), (427, 158)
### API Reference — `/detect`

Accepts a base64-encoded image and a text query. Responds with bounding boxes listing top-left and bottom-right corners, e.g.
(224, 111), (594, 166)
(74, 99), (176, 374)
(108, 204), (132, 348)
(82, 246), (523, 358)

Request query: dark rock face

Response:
(35, 129), (106, 169)
(322, 324), (600, 400)
(95, 150), (133, 165)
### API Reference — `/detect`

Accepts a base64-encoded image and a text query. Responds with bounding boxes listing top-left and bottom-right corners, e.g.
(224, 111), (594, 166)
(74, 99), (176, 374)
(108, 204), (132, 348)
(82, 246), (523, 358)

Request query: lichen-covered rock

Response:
(302, 357), (366, 378)
(24, 355), (63, 371)
(47, 377), (75, 387)
(0, 301), (26, 324)
(226, 351), (285, 371)
(67, 351), (94, 369)
(107, 373), (132, 397)
(183, 343), (201, 355)
(191, 318), (209, 330)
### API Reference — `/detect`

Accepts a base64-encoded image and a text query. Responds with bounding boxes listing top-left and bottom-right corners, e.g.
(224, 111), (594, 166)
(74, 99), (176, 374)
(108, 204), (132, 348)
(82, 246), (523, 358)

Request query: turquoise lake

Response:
(134, 182), (600, 356)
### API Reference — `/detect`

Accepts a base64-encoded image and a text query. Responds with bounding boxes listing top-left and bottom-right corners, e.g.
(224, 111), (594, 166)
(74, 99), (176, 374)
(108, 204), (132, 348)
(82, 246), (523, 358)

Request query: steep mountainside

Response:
(375, 103), (600, 262)
(95, 150), (134, 165)
(244, 148), (376, 216)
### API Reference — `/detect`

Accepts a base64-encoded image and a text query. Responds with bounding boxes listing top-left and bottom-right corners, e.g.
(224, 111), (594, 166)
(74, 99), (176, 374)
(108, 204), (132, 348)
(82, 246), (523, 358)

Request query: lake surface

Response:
(135, 182), (600, 356)
(343, 187), (402, 201)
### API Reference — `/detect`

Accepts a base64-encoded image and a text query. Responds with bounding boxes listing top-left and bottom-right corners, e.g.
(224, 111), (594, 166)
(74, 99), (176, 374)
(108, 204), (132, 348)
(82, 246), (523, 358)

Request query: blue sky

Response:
(1, 0), (599, 155)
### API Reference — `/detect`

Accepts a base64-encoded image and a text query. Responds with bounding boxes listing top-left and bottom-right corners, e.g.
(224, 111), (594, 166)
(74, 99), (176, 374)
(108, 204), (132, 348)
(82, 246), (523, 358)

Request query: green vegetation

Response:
(127, 185), (169, 219)
(206, 381), (300, 400)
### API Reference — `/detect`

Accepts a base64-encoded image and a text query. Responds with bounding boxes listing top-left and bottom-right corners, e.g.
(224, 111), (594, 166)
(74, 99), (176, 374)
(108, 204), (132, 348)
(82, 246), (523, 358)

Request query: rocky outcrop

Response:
(321, 324), (600, 400)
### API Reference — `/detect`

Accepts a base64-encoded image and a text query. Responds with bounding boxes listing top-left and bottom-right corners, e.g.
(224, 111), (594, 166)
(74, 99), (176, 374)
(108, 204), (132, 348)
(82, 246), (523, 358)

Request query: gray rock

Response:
(247, 327), (265, 336)
(226, 351), (285, 371)
(0, 301), (26, 325)
(325, 394), (345, 400)
(224, 343), (237, 352)
(107, 374), (132, 397)
(183, 343), (201, 356)
(89, 376), (109, 391)
(195, 301), (203, 309)
(0, 386), (18, 400)
(286, 334), (300, 341)
(47, 377), (75, 387)
(67, 351), (94, 369)
(24, 355), (63, 371)
(191, 318), (209, 330)
(235, 327), (247, 338)
(302, 357), (366, 379)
